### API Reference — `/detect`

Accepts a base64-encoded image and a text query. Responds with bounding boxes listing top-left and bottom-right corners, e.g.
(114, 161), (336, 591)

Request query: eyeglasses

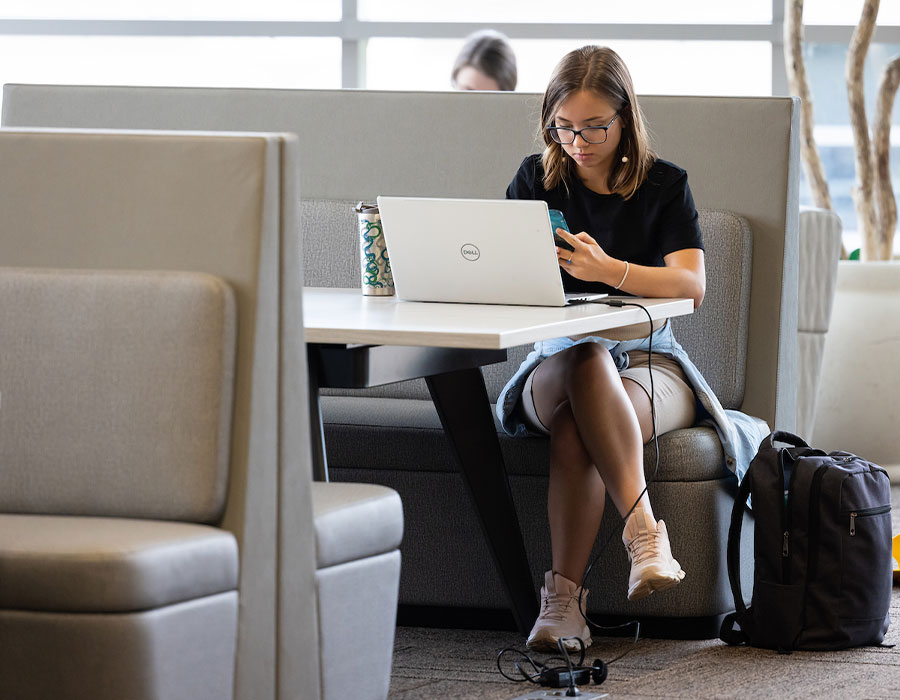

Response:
(546, 114), (619, 145)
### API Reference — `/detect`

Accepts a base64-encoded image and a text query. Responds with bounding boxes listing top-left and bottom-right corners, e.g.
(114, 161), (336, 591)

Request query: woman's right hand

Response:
(556, 229), (616, 284)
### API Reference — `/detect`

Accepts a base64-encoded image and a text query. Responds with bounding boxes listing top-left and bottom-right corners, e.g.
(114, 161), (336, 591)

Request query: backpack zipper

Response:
(805, 467), (827, 581)
(787, 464), (828, 651)
(781, 450), (800, 583)
(848, 504), (891, 535)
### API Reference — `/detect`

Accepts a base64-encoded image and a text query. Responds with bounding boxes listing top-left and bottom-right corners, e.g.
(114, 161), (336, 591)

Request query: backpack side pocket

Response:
(751, 580), (805, 651)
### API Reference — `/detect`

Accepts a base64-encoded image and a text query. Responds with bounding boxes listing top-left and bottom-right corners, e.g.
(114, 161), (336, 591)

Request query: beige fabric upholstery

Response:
(0, 593), (238, 700)
(311, 482), (403, 568)
(0, 87), (795, 640)
(0, 129), (322, 700)
(308, 483), (403, 700)
(1, 86), (800, 430)
(316, 552), (400, 700)
(0, 514), (238, 612)
(0, 268), (235, 522)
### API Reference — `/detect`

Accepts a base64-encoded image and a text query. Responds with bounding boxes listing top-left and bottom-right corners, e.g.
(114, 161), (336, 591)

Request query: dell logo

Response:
(460, 244), (481, 261)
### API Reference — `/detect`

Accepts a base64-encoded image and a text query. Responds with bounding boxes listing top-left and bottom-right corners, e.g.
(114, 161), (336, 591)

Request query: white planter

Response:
(812, 261), (900, 478)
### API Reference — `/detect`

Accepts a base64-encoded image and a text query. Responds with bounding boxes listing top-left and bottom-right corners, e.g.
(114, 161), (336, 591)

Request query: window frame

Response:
(1, 0), (899, 91)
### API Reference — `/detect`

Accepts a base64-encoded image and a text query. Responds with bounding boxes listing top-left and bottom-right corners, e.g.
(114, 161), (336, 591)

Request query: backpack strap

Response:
(767, 431), (810, 450)
(720, 469), (754, 646)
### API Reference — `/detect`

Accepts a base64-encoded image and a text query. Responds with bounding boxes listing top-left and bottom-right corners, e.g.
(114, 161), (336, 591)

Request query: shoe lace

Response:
(626, 527), (662, 565)
(539, 591), (576, 622)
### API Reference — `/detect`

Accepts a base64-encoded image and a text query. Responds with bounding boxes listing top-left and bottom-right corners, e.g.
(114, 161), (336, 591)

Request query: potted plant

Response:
(783, 0), (844, 440)
(789, 0), (900, 477)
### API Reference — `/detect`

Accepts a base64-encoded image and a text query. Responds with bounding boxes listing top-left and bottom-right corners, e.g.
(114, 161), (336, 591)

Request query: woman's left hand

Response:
(555, 229), (611, 283)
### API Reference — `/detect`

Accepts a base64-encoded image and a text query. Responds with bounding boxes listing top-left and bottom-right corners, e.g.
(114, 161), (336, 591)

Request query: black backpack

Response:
(720, 431), (892, 652)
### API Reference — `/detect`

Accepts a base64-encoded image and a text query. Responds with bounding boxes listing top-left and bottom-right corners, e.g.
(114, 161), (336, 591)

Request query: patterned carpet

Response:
(388, 486), (900, 699)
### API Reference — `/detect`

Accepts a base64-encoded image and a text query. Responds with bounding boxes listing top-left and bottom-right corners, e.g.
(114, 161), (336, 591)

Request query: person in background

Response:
(451, 29), (517, 91)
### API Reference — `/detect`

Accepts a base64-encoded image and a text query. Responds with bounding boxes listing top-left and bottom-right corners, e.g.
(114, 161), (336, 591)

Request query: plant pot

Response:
(812, 260), (900, 479)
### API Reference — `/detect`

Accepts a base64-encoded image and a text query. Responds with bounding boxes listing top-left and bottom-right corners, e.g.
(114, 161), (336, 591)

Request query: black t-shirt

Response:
(506, 154), (704, 294)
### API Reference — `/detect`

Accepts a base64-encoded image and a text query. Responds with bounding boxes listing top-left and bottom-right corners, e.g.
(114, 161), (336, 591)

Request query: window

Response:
(800, 42), (900, 254)
(5, 4), (899, 252)
(367, 38), (770, 96)
(0, 36), (341, 89)
(0, 0), (341, 21)
(803, 1), (900, 26)
(359, 0), (770, 24)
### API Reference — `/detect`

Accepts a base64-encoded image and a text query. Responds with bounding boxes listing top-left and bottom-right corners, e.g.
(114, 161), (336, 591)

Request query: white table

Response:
(304, 287), (693, 349)
(303, 287), (694, 632)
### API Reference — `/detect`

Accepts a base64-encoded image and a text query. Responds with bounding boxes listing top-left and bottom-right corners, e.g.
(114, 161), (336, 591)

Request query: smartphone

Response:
(549, 209), (574, 251)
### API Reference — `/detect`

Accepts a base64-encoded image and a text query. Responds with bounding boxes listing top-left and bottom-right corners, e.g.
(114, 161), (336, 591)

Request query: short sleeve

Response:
(506, 155), (540, 201)
(657, 170), (704, 257)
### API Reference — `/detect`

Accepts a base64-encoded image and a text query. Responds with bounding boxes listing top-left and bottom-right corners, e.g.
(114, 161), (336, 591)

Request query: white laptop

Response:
(376, 196), (608, 307)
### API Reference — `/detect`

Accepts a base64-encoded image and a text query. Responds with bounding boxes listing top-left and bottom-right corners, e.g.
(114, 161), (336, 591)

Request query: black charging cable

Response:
(496, 637), (609, 694)
(571, 298), (666, 657)
(496, 297), (671, 692)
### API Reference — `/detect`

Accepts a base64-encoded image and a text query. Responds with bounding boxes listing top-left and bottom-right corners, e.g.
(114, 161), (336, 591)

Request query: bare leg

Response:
(533, 343), (654, 519)
(526, 344), (687, 646)
(530, 344), (687, 608)
(546, 400), (606, 584)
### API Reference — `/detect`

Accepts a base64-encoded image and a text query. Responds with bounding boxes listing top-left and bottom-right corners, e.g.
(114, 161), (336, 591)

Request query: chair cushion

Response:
(0, 268), (236, 523)
(321, 396), (728, 482)
(311, 483), (403, 569)
(0, 514), (238, 613)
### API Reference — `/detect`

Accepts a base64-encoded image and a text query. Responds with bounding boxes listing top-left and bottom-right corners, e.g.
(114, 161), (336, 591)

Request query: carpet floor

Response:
(388, 486), (900, 699)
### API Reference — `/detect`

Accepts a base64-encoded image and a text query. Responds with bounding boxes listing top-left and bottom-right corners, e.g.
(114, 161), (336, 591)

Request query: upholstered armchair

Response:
(0, 129), (402, 700)
(796, 207), (842, 439)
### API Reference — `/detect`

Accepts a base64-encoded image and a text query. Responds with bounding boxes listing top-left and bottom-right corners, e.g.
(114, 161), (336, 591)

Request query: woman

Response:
(498, 45), (706, 652)
(451, 29), (517, 91)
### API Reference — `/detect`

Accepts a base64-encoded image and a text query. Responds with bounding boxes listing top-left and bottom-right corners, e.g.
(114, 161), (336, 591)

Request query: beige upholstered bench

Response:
(0, 129), (403, 700)
(0, 268), (239, 699)
(1, 87), (800, 638)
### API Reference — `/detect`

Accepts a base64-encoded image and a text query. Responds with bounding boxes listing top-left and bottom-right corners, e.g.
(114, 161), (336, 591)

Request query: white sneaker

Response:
(526, 570), (592, 652)
(622, 509), (686, 601)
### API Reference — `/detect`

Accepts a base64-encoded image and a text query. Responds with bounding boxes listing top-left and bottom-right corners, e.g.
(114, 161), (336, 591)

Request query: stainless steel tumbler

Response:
(354, 201), (394, 296)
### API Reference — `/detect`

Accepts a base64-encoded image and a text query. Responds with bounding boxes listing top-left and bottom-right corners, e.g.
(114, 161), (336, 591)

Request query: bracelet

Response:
(613, 260), (630, 290)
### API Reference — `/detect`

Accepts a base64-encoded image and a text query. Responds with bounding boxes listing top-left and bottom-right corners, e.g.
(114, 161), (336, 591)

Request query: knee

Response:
(563, 343), (617, 389)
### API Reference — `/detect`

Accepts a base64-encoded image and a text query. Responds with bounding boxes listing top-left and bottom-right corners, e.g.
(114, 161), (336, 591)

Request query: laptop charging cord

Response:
(576, 298), (661, 644)
(497, 299), (666, 694)
(497, 637), (608, 696)
(565, 299), (663, 679)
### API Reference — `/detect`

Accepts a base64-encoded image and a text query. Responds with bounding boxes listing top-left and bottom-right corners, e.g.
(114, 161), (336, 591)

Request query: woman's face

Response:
(454, 65), (501, 91)
(552, 89), (622, 175)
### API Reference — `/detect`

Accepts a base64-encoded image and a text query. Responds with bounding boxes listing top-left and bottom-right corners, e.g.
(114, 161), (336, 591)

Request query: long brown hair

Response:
(540, 46), (655, 199)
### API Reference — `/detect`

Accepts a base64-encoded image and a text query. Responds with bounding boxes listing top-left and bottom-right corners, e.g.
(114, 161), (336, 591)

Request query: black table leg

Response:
(306, 346), (328, 482)
(426, 368), (539, 634)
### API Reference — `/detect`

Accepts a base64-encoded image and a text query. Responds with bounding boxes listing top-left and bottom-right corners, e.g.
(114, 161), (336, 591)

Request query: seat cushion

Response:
(322, 396), (729, 482)
(311, 483), (403, 569)
(0, 514), (238, 613)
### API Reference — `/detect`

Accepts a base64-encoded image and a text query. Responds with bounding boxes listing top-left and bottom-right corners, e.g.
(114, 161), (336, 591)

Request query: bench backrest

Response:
(0, 267), (235, 521)
(2, 86), (799, 427)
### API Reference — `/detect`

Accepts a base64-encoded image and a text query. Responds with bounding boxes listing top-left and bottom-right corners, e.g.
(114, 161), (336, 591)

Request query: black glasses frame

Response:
(546, 114), (620, 145)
